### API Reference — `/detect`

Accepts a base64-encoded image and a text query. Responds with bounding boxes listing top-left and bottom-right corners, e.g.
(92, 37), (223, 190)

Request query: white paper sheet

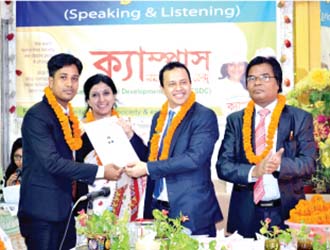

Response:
(83, 117), (139, 187)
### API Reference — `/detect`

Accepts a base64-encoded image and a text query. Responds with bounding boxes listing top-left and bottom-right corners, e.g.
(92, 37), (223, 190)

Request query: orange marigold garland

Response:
(44, 87), (82, 150)
(243, 94), (286, 164)
(149, 92), (196, 161)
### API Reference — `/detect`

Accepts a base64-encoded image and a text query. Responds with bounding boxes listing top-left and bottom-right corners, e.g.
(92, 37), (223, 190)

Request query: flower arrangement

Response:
(286, 68), (330, 192)
(287, 195), (330, 249)
(76, 208), (130, 250)
(151, 209), (201, 250)
(288, 194), (330, 224)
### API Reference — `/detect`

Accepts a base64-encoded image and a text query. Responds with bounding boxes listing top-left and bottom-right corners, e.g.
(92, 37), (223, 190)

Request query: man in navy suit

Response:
(121, 61), (222, 237)
(216, 56), (317, 238)
(18, 53), (123, 250)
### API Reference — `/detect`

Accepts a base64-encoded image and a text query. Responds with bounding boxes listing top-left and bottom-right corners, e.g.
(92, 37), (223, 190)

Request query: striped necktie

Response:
(153, 110), (175, 199)
(253, 108), (270, 204)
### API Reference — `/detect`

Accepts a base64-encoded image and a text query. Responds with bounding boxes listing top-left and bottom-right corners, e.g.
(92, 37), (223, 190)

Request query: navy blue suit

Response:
(130, 102), (223, 234)
(18, 96), (98, 249)
(216, 105), (317, 238)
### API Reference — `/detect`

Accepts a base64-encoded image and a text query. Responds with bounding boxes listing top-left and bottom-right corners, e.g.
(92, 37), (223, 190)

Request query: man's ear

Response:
(48, 76), (54, 89)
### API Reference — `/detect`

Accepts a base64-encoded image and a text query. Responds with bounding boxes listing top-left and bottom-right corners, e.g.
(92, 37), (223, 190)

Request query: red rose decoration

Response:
(9, 105), (16, 113)
(284, 16), (291, 24)
(6, 33), (14, 41)
(284, 78), (290, 87)
(284, 39), (291, 48)
(16, 70), (22, 76)
(5, 1), (11, 5)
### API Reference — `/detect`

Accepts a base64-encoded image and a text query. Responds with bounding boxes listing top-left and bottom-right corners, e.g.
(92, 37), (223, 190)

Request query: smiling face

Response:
(49, 64), (80, 108)
(87, 82), (116, 120)
(161, 67), (192, 109)
(227, 62), (246, 82)
(246, 63), (279, 107)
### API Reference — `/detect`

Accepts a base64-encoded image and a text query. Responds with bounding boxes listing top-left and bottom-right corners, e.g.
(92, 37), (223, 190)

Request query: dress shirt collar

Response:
(254, 99), (277, 115)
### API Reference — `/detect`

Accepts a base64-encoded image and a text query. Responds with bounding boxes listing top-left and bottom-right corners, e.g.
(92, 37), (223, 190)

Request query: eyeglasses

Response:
(14, 155), (22, 161)
(246, 74), (277, 84)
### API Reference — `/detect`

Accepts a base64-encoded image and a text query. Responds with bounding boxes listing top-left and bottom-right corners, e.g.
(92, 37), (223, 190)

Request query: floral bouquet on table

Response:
(286, 68), (330, 192)
(286, 194), (330, 249)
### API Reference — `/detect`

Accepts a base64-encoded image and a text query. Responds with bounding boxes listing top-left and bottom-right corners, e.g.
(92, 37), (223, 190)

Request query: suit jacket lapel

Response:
(168, 103), (195, 156)
(276, 106), (291, 150)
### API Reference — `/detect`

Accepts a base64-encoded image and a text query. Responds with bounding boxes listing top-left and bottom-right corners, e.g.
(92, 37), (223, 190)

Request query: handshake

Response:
(103, 162), (147, 180)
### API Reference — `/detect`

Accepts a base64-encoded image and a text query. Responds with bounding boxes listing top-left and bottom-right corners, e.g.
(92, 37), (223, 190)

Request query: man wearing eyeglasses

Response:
(216, 56), (317, 238)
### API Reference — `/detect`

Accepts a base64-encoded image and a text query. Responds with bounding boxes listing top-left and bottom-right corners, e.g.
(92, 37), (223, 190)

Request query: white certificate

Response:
(83, 117), (139, 187)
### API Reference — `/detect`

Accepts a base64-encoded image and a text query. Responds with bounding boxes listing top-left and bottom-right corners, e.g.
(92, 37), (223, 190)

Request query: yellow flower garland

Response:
(243, 94), (286, 164)
(149, 92), (196, 161)
(44, 86), (82, 151)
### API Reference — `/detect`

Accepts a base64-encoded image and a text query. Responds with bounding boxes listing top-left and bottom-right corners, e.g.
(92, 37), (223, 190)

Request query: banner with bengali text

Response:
(16, 1), (276, 145)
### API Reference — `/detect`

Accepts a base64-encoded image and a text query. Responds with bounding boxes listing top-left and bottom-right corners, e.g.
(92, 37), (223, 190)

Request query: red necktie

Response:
(253, 108), (270, 204)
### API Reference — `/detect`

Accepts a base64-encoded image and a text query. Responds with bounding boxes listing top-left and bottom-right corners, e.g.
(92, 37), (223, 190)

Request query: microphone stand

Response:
(58, 196), (86, 250)
(87, 199), (93, 216)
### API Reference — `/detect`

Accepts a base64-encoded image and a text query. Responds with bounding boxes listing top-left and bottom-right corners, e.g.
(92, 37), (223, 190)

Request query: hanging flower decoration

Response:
(16, 69), (22, 76)
(9, 105), (16, 113)
(6, 33), (14, 41)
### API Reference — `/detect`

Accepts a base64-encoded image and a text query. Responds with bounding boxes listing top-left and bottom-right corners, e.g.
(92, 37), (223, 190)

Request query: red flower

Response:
(161, 209), (169, 216)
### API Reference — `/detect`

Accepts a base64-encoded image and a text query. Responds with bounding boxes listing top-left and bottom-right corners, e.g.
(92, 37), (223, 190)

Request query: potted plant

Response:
(76, 208), (130, 250)
(151, 209), (200, 250)
(259, 218), (292, 250)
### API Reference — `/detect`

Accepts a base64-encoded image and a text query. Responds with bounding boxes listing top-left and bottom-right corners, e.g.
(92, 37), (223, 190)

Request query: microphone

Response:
(16, 168), (22, 182)
(81, 187), (110, 201)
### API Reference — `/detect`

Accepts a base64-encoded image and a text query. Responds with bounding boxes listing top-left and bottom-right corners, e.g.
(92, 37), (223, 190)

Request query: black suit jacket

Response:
(131, 102), (223, 233)
(216, 105), (316, 237)
(18, 96), (98, 222)
(216, 105), (317, 238)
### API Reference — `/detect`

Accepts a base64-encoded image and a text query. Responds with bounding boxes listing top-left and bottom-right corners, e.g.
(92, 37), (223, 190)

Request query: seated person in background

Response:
(4, 138), (23, 186)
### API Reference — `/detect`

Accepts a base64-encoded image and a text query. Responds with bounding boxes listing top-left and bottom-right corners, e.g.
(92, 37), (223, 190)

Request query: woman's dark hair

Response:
(4, 137), (22, 186)
(47, 53), (83, 77)
(83, 73), (118, 116)
(10, 138), (22, 164)
(245, 56), (282, 93)
(159, 61), (191, 87)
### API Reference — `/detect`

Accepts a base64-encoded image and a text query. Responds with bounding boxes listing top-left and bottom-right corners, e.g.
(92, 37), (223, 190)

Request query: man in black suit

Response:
(18, 53), (122, 250)
(122, 61), (222, 237)
(217, 56), (317, 238)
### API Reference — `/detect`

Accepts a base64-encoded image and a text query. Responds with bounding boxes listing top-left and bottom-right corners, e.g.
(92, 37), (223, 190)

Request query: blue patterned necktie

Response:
(153, 110), (175, 199)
